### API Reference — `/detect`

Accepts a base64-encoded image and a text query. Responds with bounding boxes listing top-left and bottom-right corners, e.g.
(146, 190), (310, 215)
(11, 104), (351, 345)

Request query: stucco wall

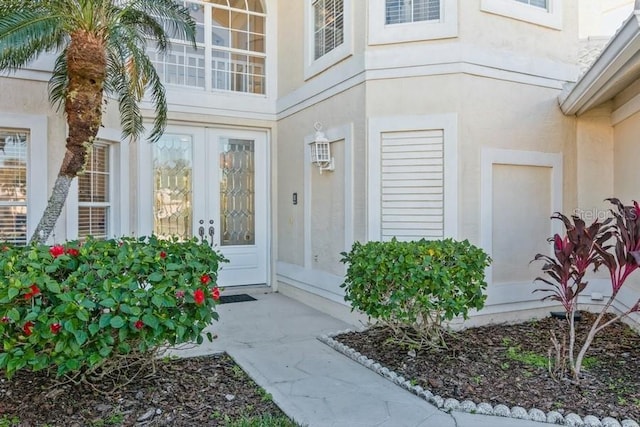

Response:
(575, 105), (614, 216)
(0, 77), (67, 241)
(276, 0), (367, 98)
(276, 84), (365, 268)
(460, 0), (579, 64)
(366, 74), (577, 247)
(613, 110), (640, 203)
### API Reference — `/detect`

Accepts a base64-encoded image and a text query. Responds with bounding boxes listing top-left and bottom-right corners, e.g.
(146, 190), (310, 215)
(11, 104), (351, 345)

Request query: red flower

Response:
(49, 245), (65, 258)
(175, 290), (185, 299)
(23, 321), (34, 336)
(1, 316), (9, 323)
(194, 289), (205, 305)
(66, 248), (79, 257)
(24, 284), (41, 300)
(50, 323), (62, 334)
(134, 320), (144, 330)
(160, 251), (167, 259)
(200, 274), (211, 285)
(211, 287), (220, 301)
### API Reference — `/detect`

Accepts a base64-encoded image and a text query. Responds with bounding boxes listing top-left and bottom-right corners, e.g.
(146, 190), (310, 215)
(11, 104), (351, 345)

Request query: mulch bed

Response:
(0, 353), (289, 426)
(335, 311), (640, 422)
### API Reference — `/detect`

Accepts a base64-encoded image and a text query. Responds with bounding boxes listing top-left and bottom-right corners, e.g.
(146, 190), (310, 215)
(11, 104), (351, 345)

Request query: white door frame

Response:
(137, 125), (270, 287)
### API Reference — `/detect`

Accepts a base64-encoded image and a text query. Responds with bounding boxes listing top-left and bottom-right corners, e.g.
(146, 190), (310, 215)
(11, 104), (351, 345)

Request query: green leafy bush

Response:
(0, 236), (226, 378)
(340, 238), (491, 347)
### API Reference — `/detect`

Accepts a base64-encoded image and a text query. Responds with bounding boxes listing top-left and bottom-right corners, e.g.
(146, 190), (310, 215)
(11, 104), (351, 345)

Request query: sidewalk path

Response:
(173, 292), (548, 427)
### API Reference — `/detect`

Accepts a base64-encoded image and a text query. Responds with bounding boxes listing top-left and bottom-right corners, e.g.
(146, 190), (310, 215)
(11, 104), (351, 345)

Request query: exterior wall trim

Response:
(303, 122), (355, 269)
(480, 149), (563, 290)
(612, 90), (640, 125)
(0, 113), (47, 243)
(480, 0), (563, 30)
(367, 114), (458, 242)
(65, 128), (129, 240)
(368, 0), (458, 45)
(303, 0), (354, 80)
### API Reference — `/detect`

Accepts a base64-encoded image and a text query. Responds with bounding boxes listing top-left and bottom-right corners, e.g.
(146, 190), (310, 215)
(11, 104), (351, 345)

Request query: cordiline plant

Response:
(534, 198), (640, 380)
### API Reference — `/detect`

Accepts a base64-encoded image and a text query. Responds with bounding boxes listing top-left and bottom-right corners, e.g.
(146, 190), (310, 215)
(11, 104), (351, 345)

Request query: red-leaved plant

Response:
(534, 198), (640, 380)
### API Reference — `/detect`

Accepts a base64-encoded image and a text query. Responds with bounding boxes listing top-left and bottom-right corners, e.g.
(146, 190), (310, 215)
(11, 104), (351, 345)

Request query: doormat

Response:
(219, 294), (257, 304)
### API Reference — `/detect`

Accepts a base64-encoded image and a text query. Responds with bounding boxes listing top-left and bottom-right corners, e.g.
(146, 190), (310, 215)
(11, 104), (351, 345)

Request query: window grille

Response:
(150, 1), (266, 94)
(385, 0), (440, 25)
(78, 142), (110, 240)
(0, 129), (28, 245)
(313, 0), (345, 59)
(514, 0), (548, 10)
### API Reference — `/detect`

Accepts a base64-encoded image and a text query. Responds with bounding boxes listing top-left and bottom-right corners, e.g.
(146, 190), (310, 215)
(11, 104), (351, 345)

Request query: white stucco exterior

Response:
(2, 0), (640, 326)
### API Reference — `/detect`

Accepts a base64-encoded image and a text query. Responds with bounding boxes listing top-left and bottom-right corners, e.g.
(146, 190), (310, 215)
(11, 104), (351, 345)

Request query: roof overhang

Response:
(560, 12), (640, 116)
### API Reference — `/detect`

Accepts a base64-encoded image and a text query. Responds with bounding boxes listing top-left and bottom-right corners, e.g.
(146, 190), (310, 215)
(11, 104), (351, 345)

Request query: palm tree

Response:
(0, 0), (196, 243)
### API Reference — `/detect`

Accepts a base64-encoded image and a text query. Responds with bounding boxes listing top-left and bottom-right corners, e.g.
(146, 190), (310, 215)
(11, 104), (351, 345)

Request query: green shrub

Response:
(340, 238), (491, 347)
(0, 236), (226, 379)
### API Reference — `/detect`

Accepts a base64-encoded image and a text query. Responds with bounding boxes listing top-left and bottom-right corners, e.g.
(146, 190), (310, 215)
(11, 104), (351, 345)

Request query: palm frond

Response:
(124, 0), (196, 48)
(0, 10), (65, 70)
(48, 51), (69, 110)
(116, 8), (170, 52)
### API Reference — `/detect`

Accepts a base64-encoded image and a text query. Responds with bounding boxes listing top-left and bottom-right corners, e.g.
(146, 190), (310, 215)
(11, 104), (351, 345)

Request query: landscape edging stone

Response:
(317, 332), (639, 427)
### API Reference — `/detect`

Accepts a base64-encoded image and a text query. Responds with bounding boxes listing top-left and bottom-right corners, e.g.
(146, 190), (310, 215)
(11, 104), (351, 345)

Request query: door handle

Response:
(208, 220), (215, 246)
(198, 219), (205, 243)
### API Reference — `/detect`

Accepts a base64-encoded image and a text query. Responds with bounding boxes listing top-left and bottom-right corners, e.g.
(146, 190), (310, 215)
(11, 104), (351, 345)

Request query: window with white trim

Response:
(313, 0), (344, 59)
(480, 0), (562, 29)
(515, 0), (547, 9)
(78, 142), (111, 240)
(0, 129), (28, 245)
(369, 0), (457, 45)
(385, 0), (441, 25)
(150, 0), (266, 94)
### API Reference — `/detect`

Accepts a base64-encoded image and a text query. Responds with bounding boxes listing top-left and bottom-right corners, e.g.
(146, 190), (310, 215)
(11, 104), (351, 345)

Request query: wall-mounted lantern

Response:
(310, 122), (334, 174)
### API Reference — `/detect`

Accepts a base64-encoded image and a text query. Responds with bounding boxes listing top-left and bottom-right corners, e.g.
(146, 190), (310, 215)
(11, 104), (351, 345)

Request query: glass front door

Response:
(148, 127), (268, 286)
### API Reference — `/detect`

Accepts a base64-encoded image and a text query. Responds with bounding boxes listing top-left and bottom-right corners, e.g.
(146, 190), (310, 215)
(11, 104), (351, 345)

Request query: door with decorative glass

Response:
(147, 127), (267, 286)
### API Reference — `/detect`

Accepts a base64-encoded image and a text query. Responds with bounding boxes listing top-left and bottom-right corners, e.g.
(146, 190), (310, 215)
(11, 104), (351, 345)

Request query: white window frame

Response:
(304, 0), (353, 80)
(0, 114), (47, 244)
(369, 0), (458, 45)
(480, 0), (563, 30)
(66, 128), (127, 240)
(367, 114), (458, 241)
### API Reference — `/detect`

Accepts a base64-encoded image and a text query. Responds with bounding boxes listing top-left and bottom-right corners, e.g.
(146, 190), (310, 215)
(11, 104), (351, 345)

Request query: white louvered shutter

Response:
(381, 129), (444, 241)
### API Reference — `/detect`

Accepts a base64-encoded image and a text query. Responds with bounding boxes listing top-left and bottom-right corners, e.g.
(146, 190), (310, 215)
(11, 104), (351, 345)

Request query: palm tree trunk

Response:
(29, 30), (106, 244)
(30, 173), (74, 244)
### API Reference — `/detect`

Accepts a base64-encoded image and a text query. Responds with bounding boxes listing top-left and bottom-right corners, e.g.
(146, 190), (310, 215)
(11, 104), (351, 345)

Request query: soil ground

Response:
(0, 353), (293, 426)
(336, 311), (640, 422)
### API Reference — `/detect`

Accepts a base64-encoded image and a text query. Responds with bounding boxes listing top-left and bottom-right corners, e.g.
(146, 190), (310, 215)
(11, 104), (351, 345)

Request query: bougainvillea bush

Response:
(0, 236), (226, 379)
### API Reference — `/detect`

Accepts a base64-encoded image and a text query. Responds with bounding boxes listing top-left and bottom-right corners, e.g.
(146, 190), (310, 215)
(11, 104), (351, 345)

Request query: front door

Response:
(147, 126), (268, 286)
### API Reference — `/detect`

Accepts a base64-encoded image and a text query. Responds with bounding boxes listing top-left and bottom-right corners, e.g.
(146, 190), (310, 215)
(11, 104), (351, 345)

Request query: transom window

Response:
(515, 0), (547, 9)
(78, 142), (111, 240)
(313, 0), (344, 60)
(150, 0), (266, 94)
(385, 0), (441, 25)
(0, 129), (27, 245)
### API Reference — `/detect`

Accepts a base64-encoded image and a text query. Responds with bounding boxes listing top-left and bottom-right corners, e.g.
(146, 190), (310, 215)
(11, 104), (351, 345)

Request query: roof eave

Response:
(560, 12), (640, 116)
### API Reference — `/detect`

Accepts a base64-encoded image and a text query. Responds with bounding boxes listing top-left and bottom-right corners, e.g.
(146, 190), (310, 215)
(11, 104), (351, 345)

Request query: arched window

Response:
(150, 1), (266, 95)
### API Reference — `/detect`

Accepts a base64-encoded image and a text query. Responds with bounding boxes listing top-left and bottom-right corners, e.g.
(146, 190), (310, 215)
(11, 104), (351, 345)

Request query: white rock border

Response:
(318, 331), (639, 427)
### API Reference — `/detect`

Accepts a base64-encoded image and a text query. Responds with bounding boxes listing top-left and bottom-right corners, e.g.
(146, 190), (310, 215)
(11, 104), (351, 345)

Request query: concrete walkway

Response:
(173, 291), (548, 427)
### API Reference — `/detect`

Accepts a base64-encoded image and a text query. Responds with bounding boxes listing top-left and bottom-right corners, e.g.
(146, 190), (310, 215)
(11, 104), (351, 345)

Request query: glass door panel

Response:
(152, 135), (193, 240)
(219, 139), (255, 246)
